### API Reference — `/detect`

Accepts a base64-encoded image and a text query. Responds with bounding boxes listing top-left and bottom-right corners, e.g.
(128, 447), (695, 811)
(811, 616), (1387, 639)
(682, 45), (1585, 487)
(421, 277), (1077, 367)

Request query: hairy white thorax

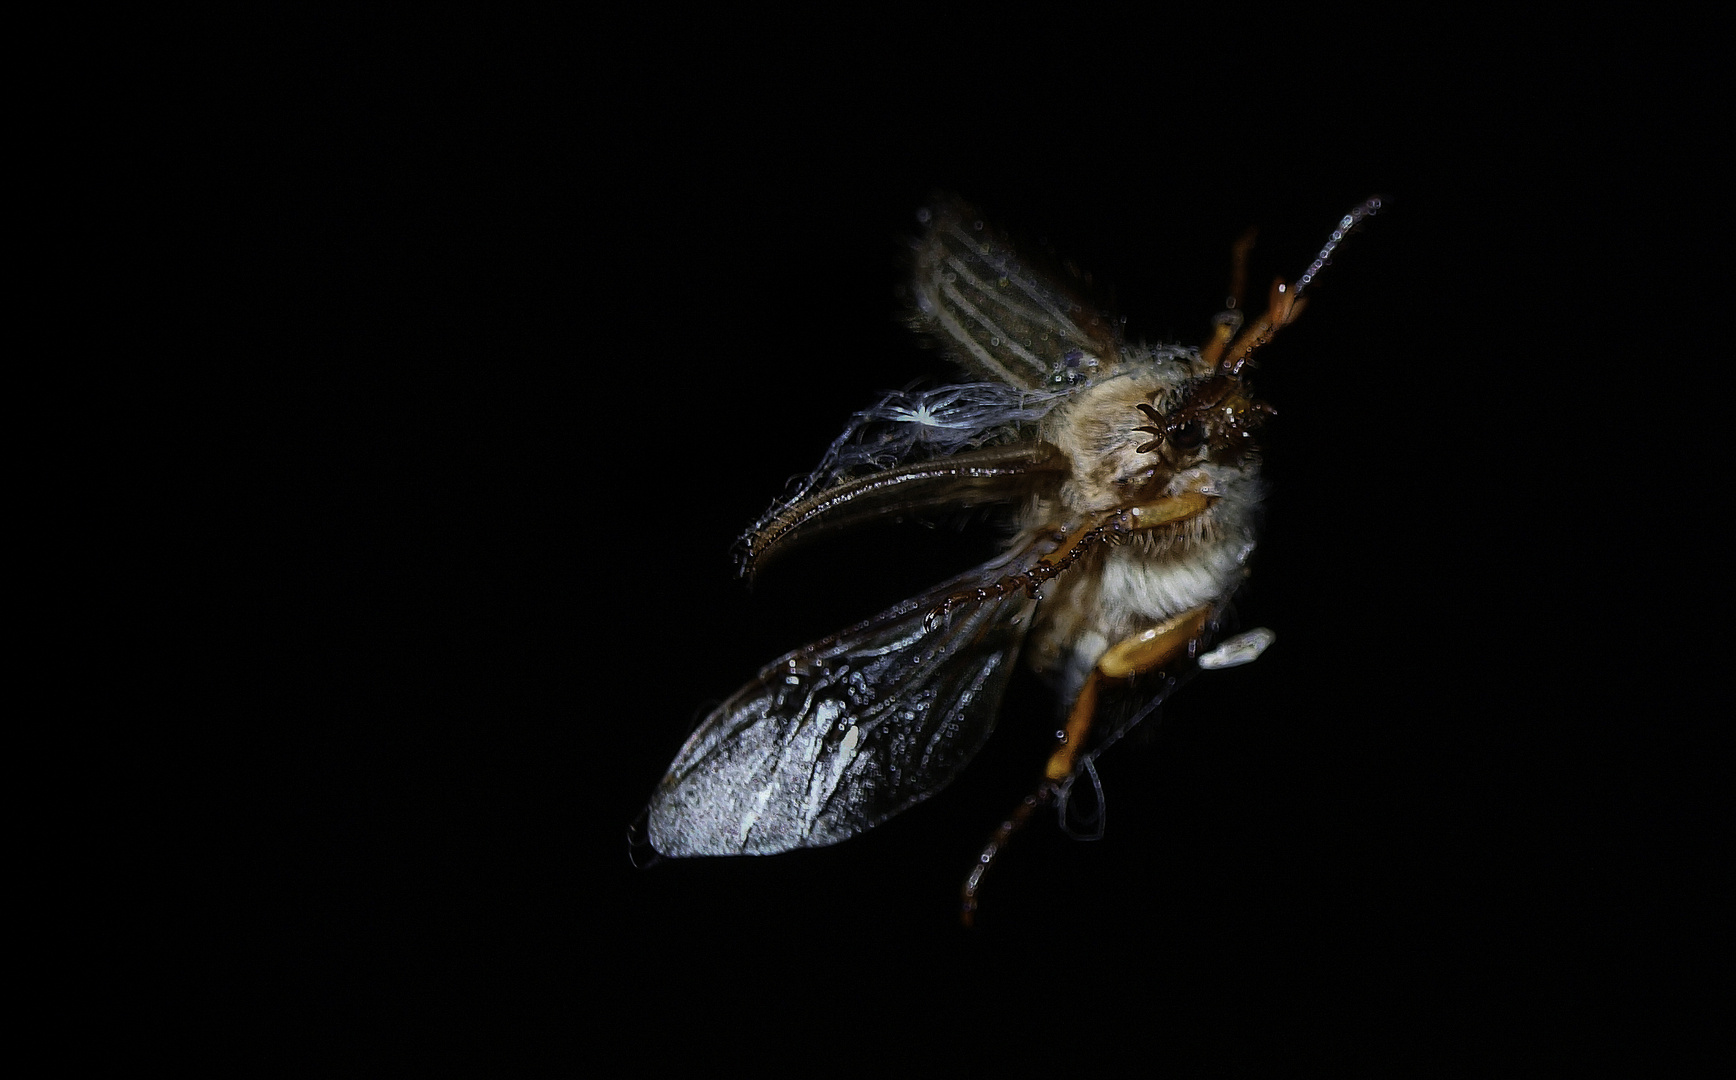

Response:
(1023, 364), (1263, 701)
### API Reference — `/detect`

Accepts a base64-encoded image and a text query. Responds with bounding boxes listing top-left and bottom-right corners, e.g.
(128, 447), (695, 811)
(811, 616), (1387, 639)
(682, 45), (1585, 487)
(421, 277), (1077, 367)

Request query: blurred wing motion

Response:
(912, 196), (1125, 391)
(733, 194), (1127, 573)
(645, 561), (1036, 856)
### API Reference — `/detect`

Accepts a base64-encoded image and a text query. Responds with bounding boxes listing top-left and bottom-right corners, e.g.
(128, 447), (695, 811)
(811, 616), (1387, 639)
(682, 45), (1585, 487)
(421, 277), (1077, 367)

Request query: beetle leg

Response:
(1200, 226), (1257, 368)
(932, 492), (1216, 628)
(960, 605), (1214, 926)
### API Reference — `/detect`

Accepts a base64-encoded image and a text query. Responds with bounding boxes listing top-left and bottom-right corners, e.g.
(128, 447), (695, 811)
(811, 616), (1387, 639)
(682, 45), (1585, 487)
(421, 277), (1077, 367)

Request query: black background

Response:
(156, 12), (1723, 1071)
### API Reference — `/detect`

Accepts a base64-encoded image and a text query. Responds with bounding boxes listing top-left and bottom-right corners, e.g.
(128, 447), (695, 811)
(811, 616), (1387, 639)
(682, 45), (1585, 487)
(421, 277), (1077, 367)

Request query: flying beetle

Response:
(634, 195), (1380, 923)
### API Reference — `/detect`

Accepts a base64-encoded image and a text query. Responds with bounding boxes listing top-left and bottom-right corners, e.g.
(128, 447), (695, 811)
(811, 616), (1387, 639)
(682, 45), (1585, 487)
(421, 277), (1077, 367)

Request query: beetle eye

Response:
(1171, 419), (1205, 450)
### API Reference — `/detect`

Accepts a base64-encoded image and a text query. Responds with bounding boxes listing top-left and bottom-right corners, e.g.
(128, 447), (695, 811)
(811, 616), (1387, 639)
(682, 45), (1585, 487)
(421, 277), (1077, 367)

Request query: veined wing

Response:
(912, 196), (1125, 391)
(645, 560), (1036, 856)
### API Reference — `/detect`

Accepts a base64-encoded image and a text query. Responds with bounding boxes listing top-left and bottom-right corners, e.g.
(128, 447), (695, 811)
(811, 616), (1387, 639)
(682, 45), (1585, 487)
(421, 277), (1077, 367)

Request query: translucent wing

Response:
(912, 196), (1126, 391)
(645, 561), (1036, 857)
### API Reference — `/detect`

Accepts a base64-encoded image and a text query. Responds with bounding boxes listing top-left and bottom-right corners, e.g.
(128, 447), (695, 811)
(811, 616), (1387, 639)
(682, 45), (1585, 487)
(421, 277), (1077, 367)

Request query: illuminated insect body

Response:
(640, 197), (1378, 917)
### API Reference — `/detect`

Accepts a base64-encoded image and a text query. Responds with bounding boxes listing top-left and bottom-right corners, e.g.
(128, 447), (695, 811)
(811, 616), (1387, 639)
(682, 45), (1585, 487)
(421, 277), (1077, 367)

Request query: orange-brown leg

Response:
(933, 492), (1217, 629)
(1200, 226), (1258, 368)
(960, 605), (1214, 926)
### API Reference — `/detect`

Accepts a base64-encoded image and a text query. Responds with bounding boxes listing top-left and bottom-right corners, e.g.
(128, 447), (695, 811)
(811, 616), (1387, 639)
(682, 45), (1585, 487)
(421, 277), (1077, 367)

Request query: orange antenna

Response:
(1218, 196), (1383, 377)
